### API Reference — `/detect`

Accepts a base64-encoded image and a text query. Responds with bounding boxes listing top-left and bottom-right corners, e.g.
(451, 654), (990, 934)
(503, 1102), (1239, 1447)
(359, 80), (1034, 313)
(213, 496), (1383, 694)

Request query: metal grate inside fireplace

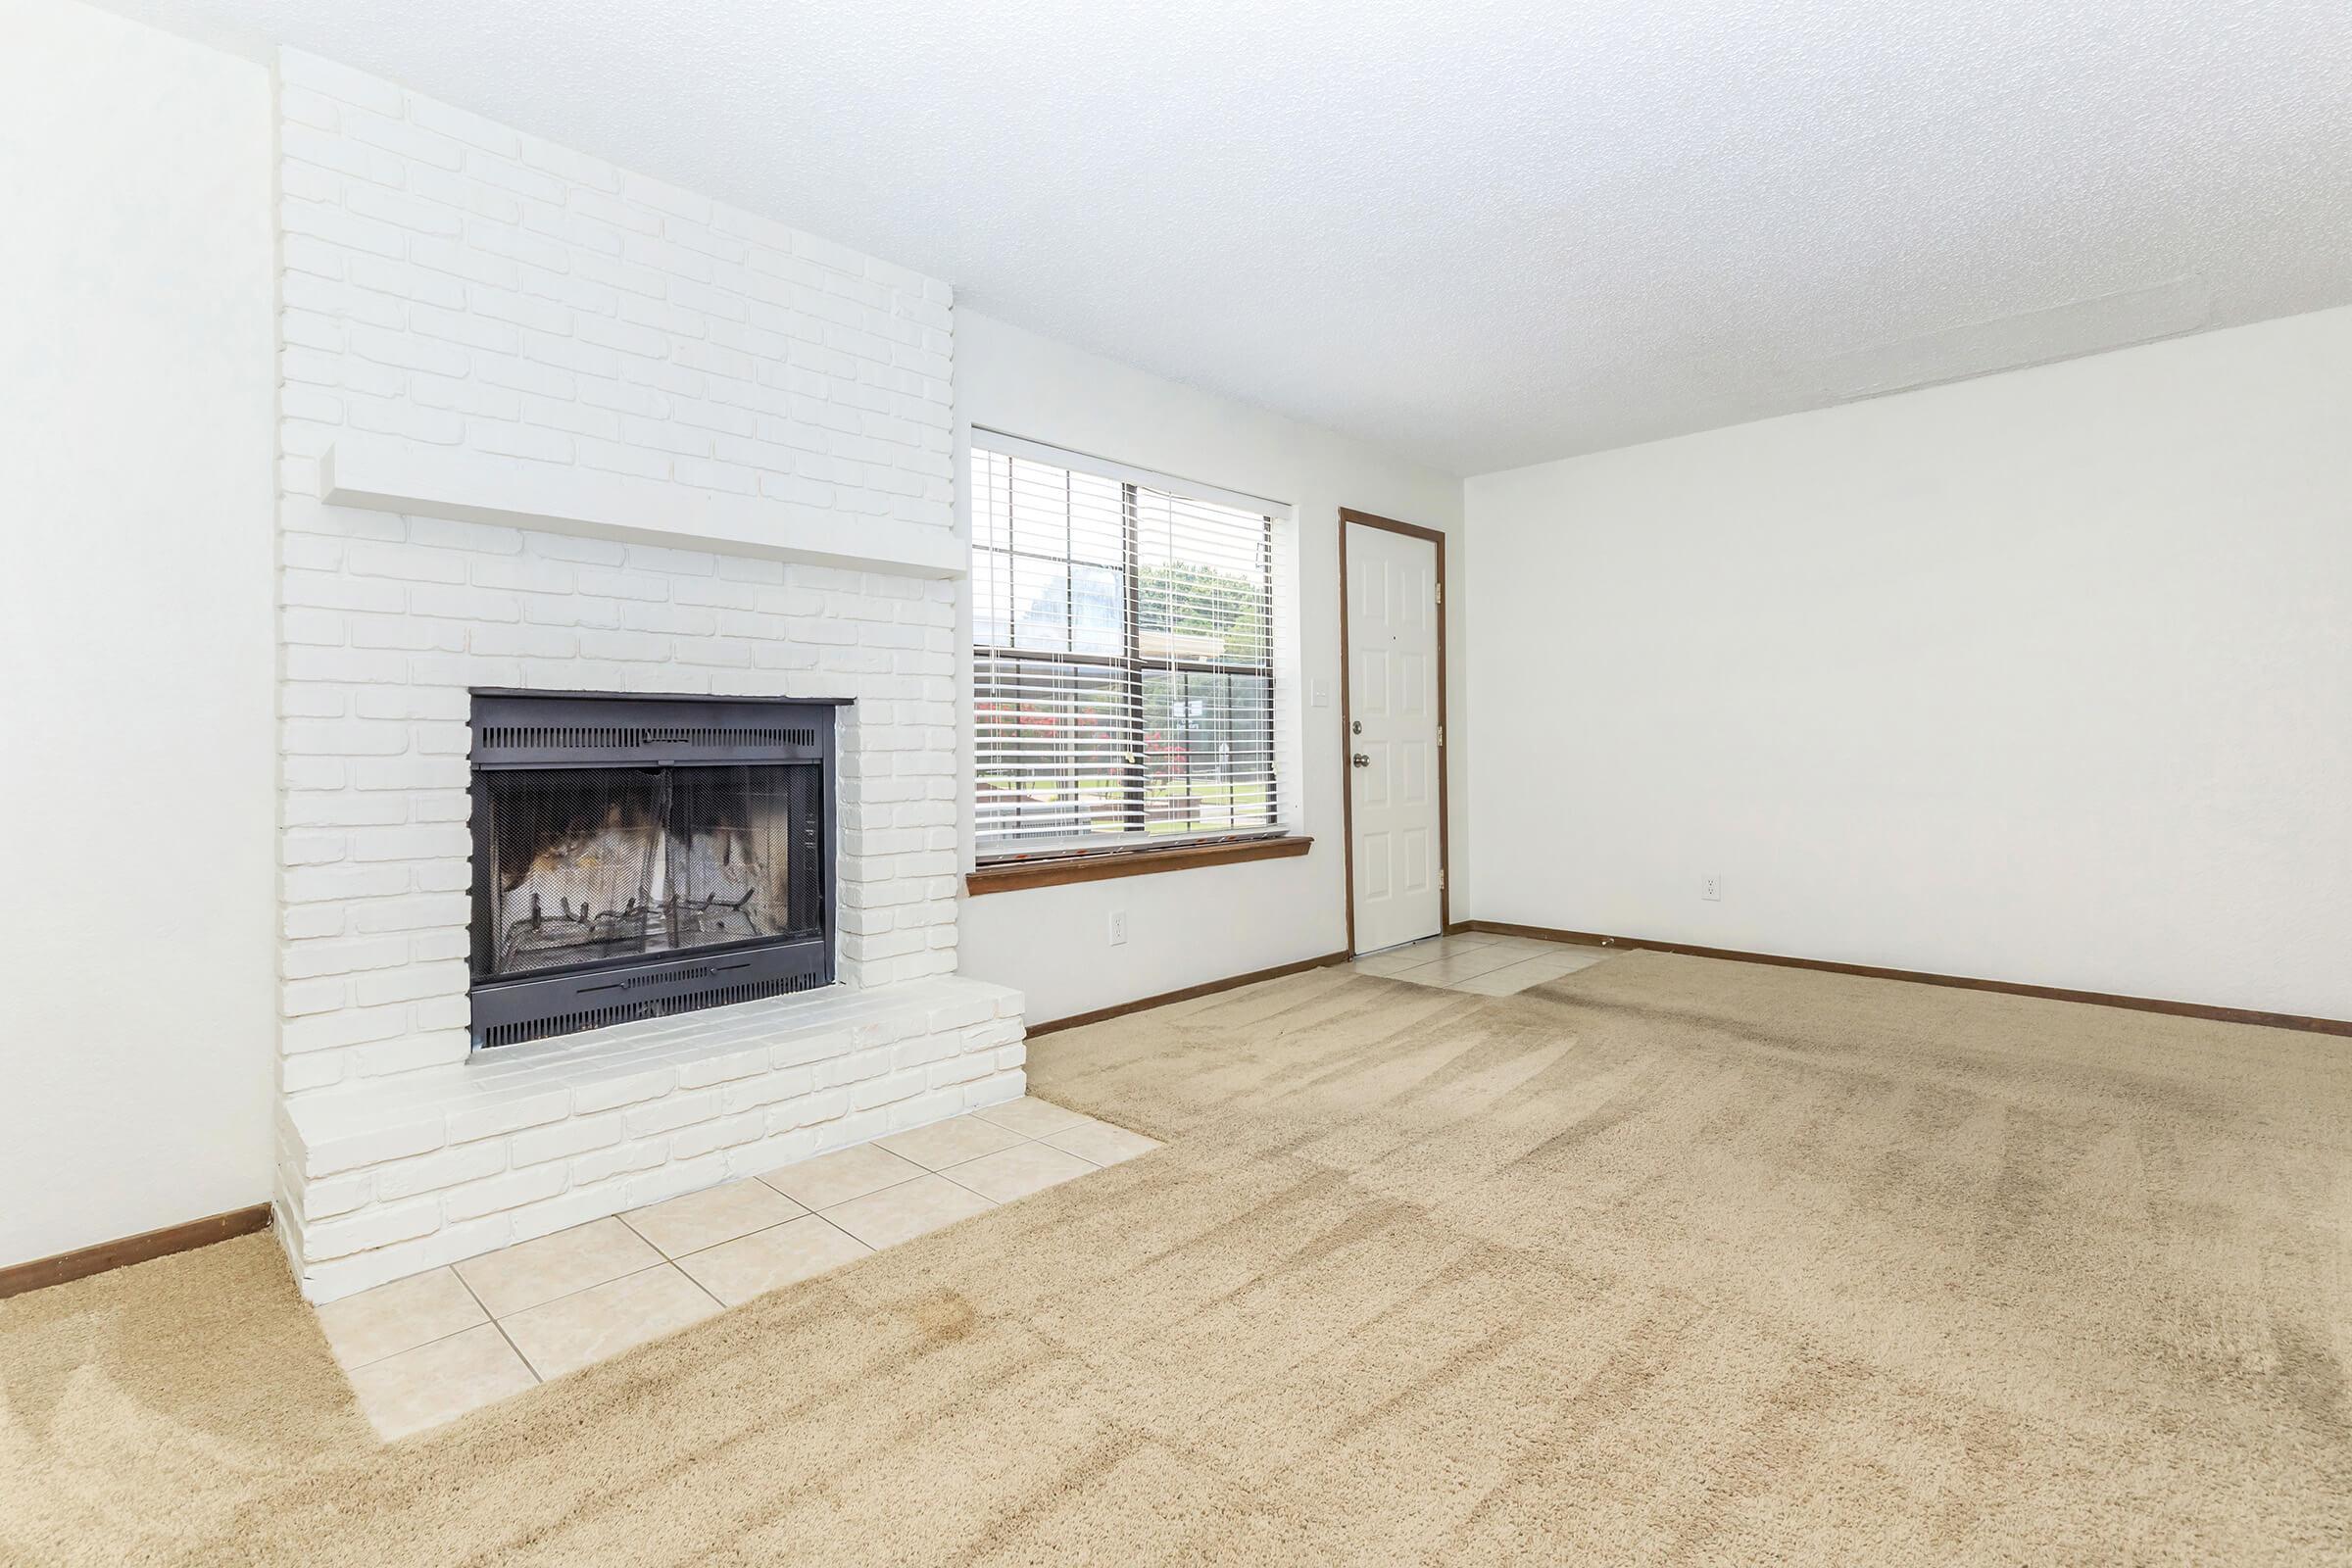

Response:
(467, 692), (842, 1050)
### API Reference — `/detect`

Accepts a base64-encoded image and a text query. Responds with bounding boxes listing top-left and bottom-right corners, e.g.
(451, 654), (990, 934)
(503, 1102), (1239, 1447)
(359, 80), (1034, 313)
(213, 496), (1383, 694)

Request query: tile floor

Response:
(1348, 930), (1627, 995)
(318, 1098), (1158, 1439)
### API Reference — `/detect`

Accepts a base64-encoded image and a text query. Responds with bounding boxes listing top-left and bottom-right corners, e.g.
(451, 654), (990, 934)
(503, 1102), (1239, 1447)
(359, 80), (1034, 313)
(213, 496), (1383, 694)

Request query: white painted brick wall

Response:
(269, 54), (998, 1298)
(274, 48), (954, 533)
(275, 503), (962, 1095)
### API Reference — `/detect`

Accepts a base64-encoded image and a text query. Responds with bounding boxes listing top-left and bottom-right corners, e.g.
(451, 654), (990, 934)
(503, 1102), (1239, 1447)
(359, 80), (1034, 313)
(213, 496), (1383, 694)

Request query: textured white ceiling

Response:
(110, 0), (2352, 474)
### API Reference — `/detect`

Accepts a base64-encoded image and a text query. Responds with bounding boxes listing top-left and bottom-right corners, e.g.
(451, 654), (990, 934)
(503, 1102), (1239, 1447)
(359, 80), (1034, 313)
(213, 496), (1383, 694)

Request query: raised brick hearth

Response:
(280, 979), (1022, 1301)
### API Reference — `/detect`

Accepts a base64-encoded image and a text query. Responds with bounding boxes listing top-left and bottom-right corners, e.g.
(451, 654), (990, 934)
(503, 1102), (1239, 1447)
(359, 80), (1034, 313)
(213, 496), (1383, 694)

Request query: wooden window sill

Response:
(964, 835), (1311, 895)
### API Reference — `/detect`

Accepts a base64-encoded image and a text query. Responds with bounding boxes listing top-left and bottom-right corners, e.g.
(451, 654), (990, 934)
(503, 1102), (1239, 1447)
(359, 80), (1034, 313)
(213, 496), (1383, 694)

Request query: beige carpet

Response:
(2, 951), (2346, 1565)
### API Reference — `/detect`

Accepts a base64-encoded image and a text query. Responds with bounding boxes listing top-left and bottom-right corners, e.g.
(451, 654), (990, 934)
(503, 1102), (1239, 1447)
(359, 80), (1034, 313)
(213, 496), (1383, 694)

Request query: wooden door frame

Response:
(1337, 508), (1450, 956)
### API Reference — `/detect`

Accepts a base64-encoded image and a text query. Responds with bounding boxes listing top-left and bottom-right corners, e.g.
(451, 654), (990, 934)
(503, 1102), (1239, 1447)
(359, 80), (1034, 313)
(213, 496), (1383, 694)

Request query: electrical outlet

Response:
(1701, 874), (1723, 902)
(1310, 679), (1331, 709)
(1107, 910), (1128, 946)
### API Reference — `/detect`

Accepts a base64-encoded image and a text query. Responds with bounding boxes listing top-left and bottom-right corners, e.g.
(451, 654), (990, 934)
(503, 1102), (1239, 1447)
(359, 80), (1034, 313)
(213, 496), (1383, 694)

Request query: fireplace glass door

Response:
(472, 763), (823, 983)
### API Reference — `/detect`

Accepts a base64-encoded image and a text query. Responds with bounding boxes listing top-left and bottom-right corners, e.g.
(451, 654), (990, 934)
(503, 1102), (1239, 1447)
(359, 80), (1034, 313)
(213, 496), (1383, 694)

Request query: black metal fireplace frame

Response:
(466, 690), (844, 1051)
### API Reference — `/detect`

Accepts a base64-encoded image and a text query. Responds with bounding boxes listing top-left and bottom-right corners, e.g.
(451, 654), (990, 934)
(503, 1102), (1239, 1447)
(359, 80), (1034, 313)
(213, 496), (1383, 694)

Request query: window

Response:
(972, 435), (1285, 862)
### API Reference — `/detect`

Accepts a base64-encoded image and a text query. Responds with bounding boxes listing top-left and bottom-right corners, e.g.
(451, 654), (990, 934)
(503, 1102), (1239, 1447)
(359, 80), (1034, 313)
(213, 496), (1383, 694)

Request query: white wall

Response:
(954, 314), (1466, 1023)
(1466, 306), (2352, 1021)
(0, 0), (278, 1265)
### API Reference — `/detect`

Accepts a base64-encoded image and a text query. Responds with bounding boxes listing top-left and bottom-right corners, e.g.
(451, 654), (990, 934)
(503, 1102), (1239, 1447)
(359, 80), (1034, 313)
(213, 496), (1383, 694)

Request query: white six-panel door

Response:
(1346, 521), (1443, 954)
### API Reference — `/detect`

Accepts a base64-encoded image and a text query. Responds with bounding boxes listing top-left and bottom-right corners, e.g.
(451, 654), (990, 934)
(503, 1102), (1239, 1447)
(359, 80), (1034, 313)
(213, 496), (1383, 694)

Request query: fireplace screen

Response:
(474, 765), (821, 978)
(467, 693), (837, 1050)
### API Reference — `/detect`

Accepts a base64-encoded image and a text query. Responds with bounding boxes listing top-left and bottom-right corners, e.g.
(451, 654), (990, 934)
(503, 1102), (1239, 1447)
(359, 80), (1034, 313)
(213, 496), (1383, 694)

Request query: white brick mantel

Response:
(270, 51), (1015, 1300)
(319, 436), (968, 578)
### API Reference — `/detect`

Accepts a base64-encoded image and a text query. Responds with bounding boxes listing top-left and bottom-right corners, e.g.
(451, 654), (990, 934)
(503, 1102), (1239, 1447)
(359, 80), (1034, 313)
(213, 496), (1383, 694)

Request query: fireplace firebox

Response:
(467, 692), (840, 1049)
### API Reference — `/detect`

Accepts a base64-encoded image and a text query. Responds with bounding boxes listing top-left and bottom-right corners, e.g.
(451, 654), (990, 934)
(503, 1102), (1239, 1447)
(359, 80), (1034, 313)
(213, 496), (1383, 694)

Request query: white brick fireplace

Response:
(268, 52), (1020, 1301)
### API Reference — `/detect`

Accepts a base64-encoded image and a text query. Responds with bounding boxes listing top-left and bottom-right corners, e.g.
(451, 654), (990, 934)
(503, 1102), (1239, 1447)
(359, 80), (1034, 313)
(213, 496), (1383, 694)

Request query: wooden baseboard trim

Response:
(1025, 949), (1351, 1038)
(1462, 921), (2352, 1038)
(1463, 920), (1632, 950)
(0, 1205), (272, 1302)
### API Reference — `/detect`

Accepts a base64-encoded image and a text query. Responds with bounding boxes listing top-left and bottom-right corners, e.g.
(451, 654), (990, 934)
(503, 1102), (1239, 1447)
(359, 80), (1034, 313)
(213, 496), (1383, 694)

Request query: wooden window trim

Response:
(964, 833), (1311, 895)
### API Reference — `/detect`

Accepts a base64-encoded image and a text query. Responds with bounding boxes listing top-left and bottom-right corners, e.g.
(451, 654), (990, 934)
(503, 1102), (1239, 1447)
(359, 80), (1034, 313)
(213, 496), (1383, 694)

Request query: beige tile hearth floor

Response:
(317, 1101), (1158, 1439)
(1348, 928), (1623, 994)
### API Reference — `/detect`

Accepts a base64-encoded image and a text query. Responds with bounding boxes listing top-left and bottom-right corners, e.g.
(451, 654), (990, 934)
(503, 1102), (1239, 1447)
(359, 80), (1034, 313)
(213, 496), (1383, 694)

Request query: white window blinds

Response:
(972, 436), (1284, 858)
